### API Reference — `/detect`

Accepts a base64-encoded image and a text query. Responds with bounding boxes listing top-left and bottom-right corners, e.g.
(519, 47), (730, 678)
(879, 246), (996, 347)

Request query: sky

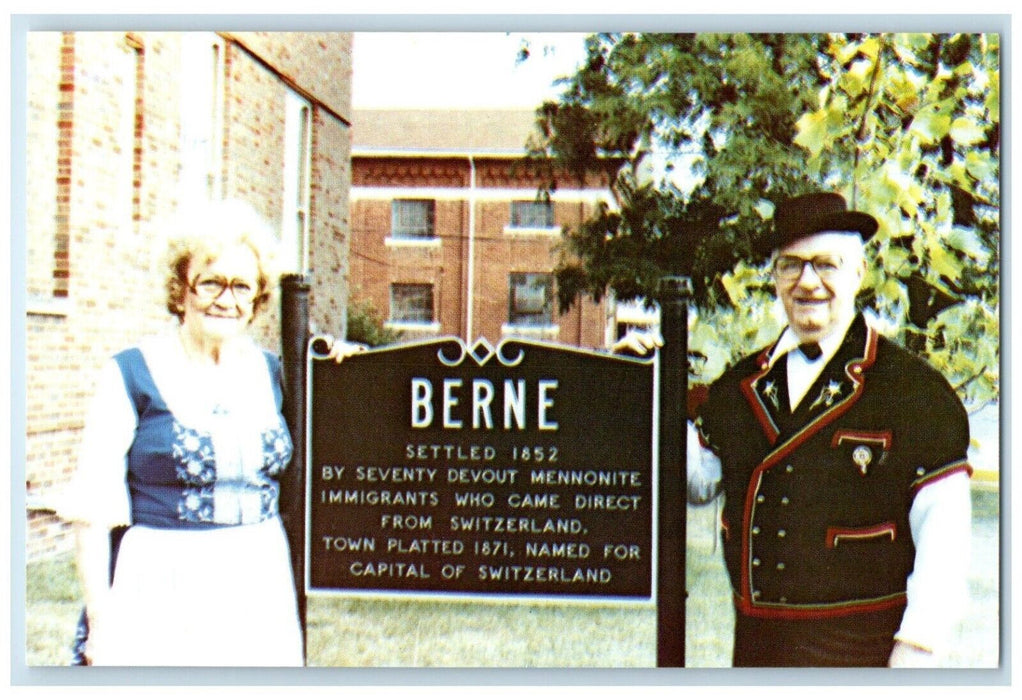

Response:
(352, 32), (589, 110)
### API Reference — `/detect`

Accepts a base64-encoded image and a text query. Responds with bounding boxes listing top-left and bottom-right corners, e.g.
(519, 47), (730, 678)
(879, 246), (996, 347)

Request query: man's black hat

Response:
(759, 192), (879, 255)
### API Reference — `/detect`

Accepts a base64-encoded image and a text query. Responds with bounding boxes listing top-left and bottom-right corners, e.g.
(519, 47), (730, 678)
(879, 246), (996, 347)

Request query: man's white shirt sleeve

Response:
(896, 471), (972, 656)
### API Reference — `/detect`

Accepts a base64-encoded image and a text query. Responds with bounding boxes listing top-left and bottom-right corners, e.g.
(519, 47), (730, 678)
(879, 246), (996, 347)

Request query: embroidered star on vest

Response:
(761, 379), (780, 411)
(808, 378), (845, 410)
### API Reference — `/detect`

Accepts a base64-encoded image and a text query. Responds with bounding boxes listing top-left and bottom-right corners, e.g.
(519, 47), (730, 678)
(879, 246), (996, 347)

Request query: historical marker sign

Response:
(307, 337), (655, 599)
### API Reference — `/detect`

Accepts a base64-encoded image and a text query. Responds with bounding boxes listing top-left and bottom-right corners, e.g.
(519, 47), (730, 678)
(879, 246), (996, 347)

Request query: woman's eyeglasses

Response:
(188, 275), (258, 304)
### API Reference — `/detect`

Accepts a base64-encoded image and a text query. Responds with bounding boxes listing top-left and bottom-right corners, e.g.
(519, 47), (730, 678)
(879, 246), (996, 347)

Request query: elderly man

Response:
(691, 192), (972, 667)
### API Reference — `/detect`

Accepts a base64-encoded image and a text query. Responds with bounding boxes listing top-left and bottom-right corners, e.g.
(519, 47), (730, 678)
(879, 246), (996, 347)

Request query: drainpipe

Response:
(465, 155), (477, 341)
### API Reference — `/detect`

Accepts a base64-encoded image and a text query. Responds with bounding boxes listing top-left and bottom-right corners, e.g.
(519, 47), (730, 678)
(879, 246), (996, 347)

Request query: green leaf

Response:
(878, 276), (908, 307)
(946, 226), (991, 262)
(753, 199), (774, 220)
(794, 109), (829, 157)
(839, 58), (873, 98)
(965, 150), (997, 182)
(926, 240), (966, 280)
(949, 116), (986, 145)
(910, 105), (952, 144)
(885, 67), (925, 114)
(881, 245), (911, 274)
(719, 270), (747, 305)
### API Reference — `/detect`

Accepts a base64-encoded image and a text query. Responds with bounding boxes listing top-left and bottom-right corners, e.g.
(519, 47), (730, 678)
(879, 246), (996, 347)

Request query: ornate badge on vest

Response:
(852, 444), (873, 475)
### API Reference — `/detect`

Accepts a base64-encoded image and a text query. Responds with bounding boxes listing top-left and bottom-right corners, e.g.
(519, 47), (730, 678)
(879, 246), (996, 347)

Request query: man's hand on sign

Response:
(611, 329), (663, 357)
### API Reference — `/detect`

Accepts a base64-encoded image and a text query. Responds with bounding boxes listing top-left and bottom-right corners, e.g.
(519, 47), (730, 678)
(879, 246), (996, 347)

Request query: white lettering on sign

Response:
(405, 444), (497, 461)
(349, 561), (431, 578)
(574, 494), (643, 510)
(409, 377), (559, 431)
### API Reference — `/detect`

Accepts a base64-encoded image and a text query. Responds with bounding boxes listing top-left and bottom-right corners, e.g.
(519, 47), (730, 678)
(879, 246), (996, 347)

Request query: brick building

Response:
(350, 109), (623, 349)
(23, 31), (354, 559)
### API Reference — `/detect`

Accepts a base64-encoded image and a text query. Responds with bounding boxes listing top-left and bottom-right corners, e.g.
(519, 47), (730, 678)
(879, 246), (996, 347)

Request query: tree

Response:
(528, 32), (1000, 406)
(346, 298), (402, 347)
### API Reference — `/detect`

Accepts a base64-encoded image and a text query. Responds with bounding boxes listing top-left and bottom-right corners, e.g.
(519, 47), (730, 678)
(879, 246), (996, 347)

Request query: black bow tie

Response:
(798, 342), (823, 361)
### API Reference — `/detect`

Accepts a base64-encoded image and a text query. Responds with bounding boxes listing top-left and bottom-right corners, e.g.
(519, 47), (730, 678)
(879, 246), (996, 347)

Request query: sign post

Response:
(280, 273), (310, 660)
(656, 276), (692, 667)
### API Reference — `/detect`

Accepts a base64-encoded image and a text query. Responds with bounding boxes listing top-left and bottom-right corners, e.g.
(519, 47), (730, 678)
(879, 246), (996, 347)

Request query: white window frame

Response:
(504, 272), (557, 335)
(178, 33), (225, 204)
(505, 200), (559, 236)
(282, 90), (312, 274)
(388, 199), (437, 244)
(387, 282), (438, 328)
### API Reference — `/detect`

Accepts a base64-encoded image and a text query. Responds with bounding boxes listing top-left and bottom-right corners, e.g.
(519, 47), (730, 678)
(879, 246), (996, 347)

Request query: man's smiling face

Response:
(773, 231), (866, 343)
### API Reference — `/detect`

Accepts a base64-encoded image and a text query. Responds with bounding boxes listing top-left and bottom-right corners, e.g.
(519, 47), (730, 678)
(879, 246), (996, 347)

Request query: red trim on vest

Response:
(911, 460), (973, 495)
(738, 326), (880, 607)
(831, 429), (893, 450)
(740, 347), (780, 446)
(734, 591), (908, 619)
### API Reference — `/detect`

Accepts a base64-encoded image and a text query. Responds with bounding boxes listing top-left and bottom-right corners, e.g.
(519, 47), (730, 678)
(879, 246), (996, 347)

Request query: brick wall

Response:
(23, 31), (353, 560)
(307, 109), (353, 336)
(350, 153), (610, 349)
(228, 32), (352, 118)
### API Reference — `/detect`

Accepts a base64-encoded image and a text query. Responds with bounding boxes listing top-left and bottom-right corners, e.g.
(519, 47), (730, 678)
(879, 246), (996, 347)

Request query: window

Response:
(508, 273), (554, 326)
(179, 33), (225, 203)
(390, 284), (435, 323)
(391, 200), (436, 239)
(282, 90), (312, 273)
(509, 200), (554, 229)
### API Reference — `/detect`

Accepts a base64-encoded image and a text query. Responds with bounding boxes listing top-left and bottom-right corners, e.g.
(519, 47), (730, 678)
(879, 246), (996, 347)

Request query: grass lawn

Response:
(24, 488), (998, 668)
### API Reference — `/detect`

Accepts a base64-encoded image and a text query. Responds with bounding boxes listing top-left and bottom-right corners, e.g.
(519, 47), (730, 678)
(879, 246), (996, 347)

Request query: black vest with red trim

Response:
(698, 315), (970, 620)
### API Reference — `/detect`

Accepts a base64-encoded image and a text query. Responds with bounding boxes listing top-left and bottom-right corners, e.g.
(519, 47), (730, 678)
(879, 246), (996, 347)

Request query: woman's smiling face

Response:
(180, 244), (261, 343)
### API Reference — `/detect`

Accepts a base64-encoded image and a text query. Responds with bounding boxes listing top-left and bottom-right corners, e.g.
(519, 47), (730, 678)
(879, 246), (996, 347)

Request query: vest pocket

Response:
(825, 521), (897, 548)
(830, 429), (893, 476)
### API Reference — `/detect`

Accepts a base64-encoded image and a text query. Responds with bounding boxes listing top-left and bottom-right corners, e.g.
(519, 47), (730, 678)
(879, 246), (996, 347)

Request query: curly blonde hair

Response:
(162, 199), (281, 321)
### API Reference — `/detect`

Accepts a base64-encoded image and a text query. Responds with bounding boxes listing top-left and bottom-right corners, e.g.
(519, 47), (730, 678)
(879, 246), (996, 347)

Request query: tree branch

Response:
(852, 35), (888, 208)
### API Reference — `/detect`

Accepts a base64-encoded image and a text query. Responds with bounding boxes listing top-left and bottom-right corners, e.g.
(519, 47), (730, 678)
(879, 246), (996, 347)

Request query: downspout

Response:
(465, 154), (477, 341)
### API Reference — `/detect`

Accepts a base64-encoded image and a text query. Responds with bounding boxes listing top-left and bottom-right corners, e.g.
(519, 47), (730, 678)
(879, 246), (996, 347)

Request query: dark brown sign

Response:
(307, 337), (655, 599)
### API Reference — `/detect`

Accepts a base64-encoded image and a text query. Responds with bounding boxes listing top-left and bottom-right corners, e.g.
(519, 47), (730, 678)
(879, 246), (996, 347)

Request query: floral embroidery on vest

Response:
(171, 420), (218, 522)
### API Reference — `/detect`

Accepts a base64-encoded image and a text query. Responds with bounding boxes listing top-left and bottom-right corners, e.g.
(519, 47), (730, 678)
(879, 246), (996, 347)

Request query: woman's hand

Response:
(82, 605), (110, 665)
(321, 335), (369, 363)
(74, 522), (115, 665)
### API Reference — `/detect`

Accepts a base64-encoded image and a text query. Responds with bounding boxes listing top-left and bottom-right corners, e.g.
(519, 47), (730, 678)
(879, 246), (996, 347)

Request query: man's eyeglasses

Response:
(773, 255), (844, 282)
(188, 275), (258, 304)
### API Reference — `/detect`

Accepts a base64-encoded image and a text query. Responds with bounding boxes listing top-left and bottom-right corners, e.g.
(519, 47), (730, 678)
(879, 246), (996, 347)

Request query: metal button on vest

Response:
(757, 494), (765, 503)
(777, 529), (786, 538)
(752, 526), (761, 535)
(785, 464), (794, 473)
(781, 496), (790, 505)
(776, 562), (786, 570)
(753, 558), (761, 567)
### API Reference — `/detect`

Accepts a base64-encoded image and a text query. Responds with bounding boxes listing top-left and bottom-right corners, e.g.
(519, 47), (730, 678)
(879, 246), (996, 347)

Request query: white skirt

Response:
(89, 517), (303, 666)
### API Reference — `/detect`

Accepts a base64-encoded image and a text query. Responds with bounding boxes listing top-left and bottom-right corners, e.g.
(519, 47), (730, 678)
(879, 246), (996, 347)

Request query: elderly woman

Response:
(61, 200), (311, 666)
